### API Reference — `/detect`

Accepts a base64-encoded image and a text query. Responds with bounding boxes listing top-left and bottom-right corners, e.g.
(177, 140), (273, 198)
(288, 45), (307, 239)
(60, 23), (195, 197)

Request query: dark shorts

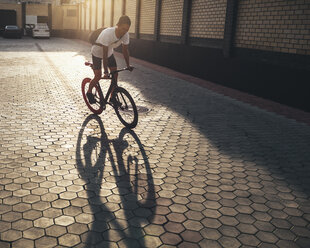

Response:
(92, 54), (117, 70)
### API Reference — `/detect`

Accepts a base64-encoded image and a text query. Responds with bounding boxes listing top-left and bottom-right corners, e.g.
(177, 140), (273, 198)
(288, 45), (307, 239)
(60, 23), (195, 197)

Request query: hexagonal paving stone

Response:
(12, 219), (32, 231)
(34, 217), (54, 228)
(23, 227), (45, 240)
(2, 211), (22, 222)
(35, 236), (57, 248)
(55, 215), (75, 226)
(67, 223), (89, 235)
(166, 213), (186, 223)
(46, 225), (67, 237)
(102, 230), (125, 242)
(181, 230), (203, 243)
(140, 235), (162, 248)
(1, 230), (22, 242)
(59, 233), (81, 247)
(144, 224), (165, 236)
(0, 221), (11, 233)
(51, 199), (70, 209)
(160, 232), (182, 246)
(75, 213), (94, 224)
(12, 238), (34, 248)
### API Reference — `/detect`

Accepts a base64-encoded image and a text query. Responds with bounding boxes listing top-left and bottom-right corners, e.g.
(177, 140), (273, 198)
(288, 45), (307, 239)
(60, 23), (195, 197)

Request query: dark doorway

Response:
(0, 10), (17, 35)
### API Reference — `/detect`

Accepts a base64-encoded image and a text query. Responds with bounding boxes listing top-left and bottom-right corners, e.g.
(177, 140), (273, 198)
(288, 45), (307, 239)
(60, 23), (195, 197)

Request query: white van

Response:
(32, 23), (50, 38)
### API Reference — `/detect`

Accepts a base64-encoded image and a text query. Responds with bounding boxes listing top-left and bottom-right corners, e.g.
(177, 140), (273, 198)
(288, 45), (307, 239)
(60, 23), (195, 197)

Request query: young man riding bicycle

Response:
(87, 15), (133, 104)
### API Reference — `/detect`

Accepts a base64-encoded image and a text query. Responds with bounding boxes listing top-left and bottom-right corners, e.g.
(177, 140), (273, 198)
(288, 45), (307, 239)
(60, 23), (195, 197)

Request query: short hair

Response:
(117, 15), (131, 26)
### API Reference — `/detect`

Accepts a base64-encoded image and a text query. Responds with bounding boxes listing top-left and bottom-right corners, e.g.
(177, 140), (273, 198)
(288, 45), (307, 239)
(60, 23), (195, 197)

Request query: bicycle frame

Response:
(82, 62), (138, 128)
(100, 75), (117, 105)
(84, 61), (131, 105)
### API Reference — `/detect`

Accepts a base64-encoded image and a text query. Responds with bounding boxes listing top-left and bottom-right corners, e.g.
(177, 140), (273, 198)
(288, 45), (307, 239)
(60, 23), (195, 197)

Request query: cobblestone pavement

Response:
(0, 37), (310, 248)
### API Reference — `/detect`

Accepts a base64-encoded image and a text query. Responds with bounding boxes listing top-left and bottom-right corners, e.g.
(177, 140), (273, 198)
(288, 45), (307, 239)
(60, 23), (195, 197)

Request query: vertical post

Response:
(154, 0), (161, 41)
(181, 0), (191, 45)
(135, 0), (141, 39)
(122, 0), (126, 15)
(111, 0), (114, 26)
(89, 0), (92, 31)
(95, 0), (98, 29)
(79, 3), (82, 30)
(22, 2), (26, 29)
(48, 4), (52, 31)
(102, 0), (105, 27)
(223, 0), (239, 57)
(84, 2), (86, 30)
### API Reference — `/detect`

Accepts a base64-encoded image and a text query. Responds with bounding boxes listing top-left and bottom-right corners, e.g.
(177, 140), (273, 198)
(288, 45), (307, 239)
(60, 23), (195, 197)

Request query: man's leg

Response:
(108, 54), (118, 85)
(87, 69), (102, 94)
(88, 55), (102, 94)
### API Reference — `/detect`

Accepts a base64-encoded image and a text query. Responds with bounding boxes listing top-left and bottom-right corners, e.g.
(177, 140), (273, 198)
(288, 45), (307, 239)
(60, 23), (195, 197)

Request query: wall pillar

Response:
(181, 0), (191, 45)
(102, 0), (105, 27)
(89, 0), (92, 30)
(111, 0), (114, 26)
(135, 0), (141, 39)
(154, 0), (161, 41)
(48, 3), (52, 30)
(84, 2), (86, 30)
(122, 0), (126, 15)
(22, 2), (26, 29)
(223, 0), (239, 57)
(95, 0), (98, 29)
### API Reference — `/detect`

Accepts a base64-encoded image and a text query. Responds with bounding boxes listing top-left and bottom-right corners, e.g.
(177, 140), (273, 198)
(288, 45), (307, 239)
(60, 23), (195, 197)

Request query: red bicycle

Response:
(82, 62), (138, 129)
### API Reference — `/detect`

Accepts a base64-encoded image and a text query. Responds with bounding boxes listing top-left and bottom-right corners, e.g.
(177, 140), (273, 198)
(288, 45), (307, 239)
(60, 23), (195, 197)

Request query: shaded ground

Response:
(0, 37), (309, 248)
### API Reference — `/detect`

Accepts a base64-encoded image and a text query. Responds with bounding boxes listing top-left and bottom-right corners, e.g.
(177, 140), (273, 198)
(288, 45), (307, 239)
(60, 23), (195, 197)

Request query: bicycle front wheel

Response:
(112, 87), (138, 129)
(81, 78), (104, 115)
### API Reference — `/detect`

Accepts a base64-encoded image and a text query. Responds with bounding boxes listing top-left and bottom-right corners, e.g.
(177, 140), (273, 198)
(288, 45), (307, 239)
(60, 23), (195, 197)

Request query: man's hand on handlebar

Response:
(103, 71), (110, 78)
(127, 66), (134, 72)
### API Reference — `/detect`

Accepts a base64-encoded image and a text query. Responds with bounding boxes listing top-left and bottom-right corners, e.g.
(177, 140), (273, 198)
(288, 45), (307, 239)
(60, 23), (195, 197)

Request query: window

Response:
(67, 9), (77, 17)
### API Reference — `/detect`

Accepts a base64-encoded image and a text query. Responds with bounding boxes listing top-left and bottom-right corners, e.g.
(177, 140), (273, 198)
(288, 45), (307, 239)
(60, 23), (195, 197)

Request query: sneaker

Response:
(86, 92), (96, 104)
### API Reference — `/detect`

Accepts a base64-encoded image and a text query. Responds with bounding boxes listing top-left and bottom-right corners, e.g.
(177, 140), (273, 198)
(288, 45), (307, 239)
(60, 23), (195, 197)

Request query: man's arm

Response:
(102, 45), (109, 76)
(122, 44), (132, 70)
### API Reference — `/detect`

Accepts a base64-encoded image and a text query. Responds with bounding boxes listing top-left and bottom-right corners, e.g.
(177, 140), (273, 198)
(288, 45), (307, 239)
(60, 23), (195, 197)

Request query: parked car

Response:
(32, 23), (50, 38)
(3, 25), (22, 38)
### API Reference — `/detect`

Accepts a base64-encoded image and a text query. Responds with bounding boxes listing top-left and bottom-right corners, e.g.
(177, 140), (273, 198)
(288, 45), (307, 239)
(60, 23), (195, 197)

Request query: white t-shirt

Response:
(91, 27), (130, 58)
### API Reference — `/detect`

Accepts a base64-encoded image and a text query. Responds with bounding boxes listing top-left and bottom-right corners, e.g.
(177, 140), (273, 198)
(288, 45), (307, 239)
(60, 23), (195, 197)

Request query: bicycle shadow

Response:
(76, 114), (155, 247)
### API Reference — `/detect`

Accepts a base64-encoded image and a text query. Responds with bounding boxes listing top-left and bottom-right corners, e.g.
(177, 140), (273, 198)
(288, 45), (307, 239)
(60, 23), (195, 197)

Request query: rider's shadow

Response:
(76, 115), (155, 247)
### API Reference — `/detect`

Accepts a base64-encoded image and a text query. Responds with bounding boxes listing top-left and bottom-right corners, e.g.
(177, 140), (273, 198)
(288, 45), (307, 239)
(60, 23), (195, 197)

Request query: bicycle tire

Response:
(112, 87), (138, 128)
(81, 78), (105, 115)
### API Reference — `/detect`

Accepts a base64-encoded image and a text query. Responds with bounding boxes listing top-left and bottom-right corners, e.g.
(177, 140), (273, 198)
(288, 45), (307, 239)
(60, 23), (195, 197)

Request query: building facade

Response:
(1, 0), (309, 111)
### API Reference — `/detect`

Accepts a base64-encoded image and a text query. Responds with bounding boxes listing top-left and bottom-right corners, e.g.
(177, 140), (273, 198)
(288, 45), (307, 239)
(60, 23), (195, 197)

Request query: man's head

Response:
(116, 15), (131, 36)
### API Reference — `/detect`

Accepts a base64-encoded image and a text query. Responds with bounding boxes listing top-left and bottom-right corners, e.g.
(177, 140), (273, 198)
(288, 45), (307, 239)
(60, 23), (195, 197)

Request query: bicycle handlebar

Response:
(84, 62), (134, 77)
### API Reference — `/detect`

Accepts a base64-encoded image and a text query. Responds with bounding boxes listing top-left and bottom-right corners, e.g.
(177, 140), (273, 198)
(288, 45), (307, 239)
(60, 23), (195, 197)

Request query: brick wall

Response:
(26, 3), (48, 16)
(125, 0), (136, 34)
(160, 0), (183, 36)
(62, 5), (78, 30)
(189, 0), (227, 39)
(235, 0), (310, 55)
(140, 0), (156, 35)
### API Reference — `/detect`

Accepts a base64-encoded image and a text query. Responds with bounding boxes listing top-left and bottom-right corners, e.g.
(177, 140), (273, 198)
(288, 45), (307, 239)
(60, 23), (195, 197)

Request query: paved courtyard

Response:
(0, 37), (310, 248)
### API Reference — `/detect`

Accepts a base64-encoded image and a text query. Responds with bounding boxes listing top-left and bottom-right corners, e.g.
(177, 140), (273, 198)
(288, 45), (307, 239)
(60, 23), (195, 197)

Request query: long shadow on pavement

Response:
(76, 115), (155, 247)
(125, 65), (310, 199)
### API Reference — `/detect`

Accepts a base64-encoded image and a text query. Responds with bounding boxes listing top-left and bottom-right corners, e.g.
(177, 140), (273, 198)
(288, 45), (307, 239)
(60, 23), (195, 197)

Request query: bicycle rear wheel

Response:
(81, 78), (104, 115)
(112, 87), (138, 128)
